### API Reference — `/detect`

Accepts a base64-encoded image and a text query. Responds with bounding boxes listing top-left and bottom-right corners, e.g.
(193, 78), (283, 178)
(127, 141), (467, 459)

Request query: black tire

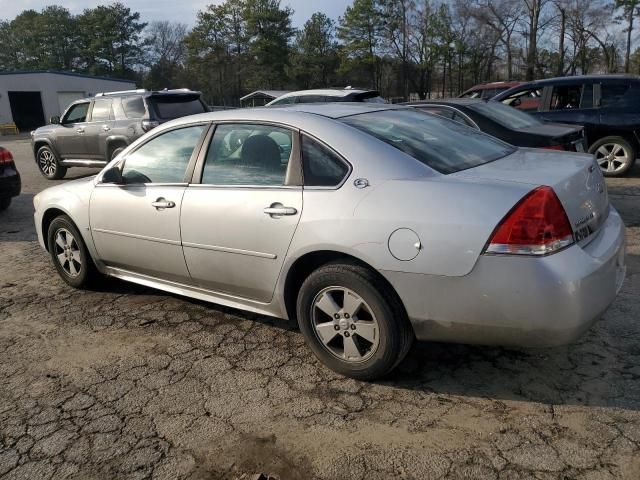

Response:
(47, 215), (99, 288)
(36, 145), (67, 180)
(589, 136), (636, 177)
(0, 197), (10, 211)
(297, 262), (414, 380)
(110, 146), (125, 161)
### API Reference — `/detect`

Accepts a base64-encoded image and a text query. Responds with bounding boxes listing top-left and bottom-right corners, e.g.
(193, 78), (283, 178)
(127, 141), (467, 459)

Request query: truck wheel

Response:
(37, 146), (67, 180)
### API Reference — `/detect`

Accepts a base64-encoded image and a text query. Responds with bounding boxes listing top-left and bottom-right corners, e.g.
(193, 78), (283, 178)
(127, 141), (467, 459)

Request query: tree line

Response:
(1, 0), (639, 105)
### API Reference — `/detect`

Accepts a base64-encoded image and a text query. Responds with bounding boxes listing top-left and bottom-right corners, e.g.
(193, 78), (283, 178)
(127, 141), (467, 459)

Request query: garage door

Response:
(57, 92), (86, 116)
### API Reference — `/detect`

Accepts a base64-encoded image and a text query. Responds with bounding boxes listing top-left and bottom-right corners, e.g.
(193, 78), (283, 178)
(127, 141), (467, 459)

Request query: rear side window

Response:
(549, 84), (583, 110)
(122, 96), (146, 118)
(341, 109), (515, 174)
(600, 82), (630, 107)
(301, 135), (349, 186)
(91, 98), (113, 122)
(149, 96), (206, 120)
(297, 95), (327, 103)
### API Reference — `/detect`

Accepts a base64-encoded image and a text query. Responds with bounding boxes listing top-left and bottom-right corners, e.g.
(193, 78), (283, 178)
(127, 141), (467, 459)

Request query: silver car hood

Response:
(453, 148), (609, 243)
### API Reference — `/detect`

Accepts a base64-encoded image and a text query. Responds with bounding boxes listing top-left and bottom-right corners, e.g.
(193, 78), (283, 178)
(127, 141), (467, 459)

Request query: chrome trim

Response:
(187, 184), (301, 191)
(61, 159), (108, 167)
(92, 228), (181, 246)
(182, 241), (277, 259)
(95, 183), (188, 188)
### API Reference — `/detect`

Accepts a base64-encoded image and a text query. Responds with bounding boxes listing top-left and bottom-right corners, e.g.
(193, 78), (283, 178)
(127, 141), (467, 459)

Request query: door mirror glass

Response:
(101, 165), (123, 184)
(49, 116), (60, 125)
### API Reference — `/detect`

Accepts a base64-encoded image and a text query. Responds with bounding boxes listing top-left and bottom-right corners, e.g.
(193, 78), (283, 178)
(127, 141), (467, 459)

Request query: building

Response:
(240, 90), (291, 107)
(0, 71), (136, 132)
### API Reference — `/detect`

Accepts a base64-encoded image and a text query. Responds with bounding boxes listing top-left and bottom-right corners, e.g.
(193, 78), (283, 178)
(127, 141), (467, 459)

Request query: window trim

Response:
(190, 120), (303, 189)
(299, 131), (353, 190)
(97, 121), (211, 187)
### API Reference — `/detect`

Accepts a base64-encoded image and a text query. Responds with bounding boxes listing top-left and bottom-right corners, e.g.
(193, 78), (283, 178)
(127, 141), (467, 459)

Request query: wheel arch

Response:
(41, 207), (71, 252)
(282, 250), (409, 329)
(33, 139), (57, 160)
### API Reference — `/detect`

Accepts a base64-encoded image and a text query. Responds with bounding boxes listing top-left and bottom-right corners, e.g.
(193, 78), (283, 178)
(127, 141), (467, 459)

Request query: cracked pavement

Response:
(1, 137), (639, 479)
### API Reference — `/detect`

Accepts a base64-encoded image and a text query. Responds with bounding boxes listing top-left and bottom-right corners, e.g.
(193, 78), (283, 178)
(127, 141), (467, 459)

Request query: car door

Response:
(84, 97), (115, 160)
(90, 123), (208, 282)
(537, 82), (598, 131)
(56, 101), (91, 158)
(180, 122), (303, 302)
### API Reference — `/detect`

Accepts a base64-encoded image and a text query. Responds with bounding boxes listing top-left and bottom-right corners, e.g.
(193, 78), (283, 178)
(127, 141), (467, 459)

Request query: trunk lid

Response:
(453, 148), (609, 245)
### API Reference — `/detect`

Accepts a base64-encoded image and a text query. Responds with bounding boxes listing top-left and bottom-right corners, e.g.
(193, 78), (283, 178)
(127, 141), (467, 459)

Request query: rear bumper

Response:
(0, 169), (21, 198)
(383, 206), (626, 347)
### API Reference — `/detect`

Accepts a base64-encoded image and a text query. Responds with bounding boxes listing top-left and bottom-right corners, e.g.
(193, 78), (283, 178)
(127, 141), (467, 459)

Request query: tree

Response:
(289, 13), (340, 88)
(144, 21), (187, 90)
(616, 0), (640, 72)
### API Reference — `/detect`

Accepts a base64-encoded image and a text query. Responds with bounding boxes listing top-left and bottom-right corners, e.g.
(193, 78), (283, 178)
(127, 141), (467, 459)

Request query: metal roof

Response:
(0, 70), (135, 84)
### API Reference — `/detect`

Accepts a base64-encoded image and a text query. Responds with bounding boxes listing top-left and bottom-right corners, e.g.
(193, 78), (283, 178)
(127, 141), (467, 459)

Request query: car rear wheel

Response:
(47, 216), (98, 288)
(589, 136), (636, 177)
(37, 146), (67, 180)
(297, 262), (413, 380)
(0, 197), (11, 211)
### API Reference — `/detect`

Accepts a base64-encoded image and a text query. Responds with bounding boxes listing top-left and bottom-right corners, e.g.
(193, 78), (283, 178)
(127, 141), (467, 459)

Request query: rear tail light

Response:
(0, 148), (14, 164)
(542, 144), (566, 151)
(485, 186), (574, 255)
(141, 120), (159, 132)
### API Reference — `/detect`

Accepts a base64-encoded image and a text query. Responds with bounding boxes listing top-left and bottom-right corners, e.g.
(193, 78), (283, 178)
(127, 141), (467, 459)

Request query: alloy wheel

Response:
(53, 228), (82, 277)
(39, 150), (57, 177)
(311, 286), (380, 362)
(595, 143), (631, 174)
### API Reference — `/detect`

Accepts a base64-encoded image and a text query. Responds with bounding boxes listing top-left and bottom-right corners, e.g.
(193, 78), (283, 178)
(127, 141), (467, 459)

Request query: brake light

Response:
(0, 148), (13, 164)
(485, 186), (574, 255)
(543, 144), (566, 151)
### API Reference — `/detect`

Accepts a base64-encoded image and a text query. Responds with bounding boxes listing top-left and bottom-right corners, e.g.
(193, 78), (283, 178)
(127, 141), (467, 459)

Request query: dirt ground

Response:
(0, 137), (639, 480)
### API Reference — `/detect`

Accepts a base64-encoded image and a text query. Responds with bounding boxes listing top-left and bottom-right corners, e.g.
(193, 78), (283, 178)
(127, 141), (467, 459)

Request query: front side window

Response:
(121, 125), (206, 184)
(202, 124), (293, 186)
(341, 109), (515, 174)
(301, 135), (349, 186)
(63, 102), (89, 124)
(91, 98), (113, 122)
(501, 88), (542, 112)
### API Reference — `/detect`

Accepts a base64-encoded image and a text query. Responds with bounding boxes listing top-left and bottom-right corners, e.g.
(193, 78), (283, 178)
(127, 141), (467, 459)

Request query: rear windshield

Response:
(468, 101), (542, 129)
(149, 95), (206, 120)
(354, 92), (386, 103)
(340, 109), (515, 174)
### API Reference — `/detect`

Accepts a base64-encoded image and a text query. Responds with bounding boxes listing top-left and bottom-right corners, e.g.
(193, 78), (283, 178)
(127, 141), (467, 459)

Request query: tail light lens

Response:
(543, 144), (566, 151)
(485, 186), (574, 255)
(141, 120), (159, 132)
(0, 148), (14, 164)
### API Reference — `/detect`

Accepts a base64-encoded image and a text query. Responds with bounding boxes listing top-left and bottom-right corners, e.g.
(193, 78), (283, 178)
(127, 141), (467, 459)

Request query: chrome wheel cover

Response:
(39, 149), (57, 177)
(53, 228), (82, 277)
(595, 143), (631, 174)
(311, 286), (380, 362)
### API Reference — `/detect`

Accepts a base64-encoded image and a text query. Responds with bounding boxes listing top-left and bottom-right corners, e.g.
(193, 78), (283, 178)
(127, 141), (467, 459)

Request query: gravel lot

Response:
(1, 136), (639, 480)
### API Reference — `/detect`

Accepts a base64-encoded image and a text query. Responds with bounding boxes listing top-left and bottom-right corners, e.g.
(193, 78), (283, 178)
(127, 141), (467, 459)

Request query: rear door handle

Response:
(151, 198), (176, 209)
(76, 127), (85, 134)
(102, 125), (111, 132)
(264, 204), (297, 216)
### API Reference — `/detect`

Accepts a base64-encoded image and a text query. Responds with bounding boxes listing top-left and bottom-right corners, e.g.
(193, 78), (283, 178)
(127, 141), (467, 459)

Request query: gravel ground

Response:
(1, 137), (639, 480)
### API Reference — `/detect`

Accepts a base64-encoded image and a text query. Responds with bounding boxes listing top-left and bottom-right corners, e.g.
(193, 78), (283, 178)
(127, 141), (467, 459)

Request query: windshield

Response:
(340, 109), (515, 174)
(469, 101), (542, 129)
(149, 96), (206, 120)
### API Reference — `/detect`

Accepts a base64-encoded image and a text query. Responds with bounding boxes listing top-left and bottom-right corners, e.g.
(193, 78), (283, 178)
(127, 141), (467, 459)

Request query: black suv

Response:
(493, 75), (640, 176)
(31, 89), (208, 179)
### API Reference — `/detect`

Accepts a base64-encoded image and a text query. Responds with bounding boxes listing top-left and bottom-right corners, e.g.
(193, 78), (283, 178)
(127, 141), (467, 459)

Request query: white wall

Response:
(0, 72), (136, 127)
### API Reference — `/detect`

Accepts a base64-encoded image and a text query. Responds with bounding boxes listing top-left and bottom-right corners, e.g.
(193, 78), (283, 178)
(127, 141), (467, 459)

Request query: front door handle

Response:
(151, 198), (176, 209)
(76, 127), (85, 134)
(264, 203), (297, 217)
(102, 125), (111, 132)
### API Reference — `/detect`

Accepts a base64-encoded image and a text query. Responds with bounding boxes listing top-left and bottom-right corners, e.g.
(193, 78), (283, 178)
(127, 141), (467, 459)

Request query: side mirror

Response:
(101, 166), (123, 184)
(50, 116), (60, 125)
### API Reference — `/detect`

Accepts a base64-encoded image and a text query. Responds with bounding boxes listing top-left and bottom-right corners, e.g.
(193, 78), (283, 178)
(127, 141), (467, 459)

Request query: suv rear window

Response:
(340, 109), (515, 174)
(149, 95), (206, 120)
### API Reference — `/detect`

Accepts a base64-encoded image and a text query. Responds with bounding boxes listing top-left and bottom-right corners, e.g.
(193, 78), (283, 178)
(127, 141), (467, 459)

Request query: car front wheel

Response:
(297, 262), (414, 380)
(47, 215), (98, 288)
(589, 136), (636, 177)
(37, 146), (67, 180)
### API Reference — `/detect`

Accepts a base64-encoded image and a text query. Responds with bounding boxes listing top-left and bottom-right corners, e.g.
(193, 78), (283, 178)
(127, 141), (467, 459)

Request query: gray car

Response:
(33, 103), (626, 379)
(30, 89), (208, 180)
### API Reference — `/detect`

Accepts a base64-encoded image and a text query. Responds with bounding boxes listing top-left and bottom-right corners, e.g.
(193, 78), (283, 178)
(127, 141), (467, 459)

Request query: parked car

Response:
(0, 146), (21, 211)
(459, 81), (523, 100)
(267, 87), (386, 105)
(405, 98), (587, 151)
(33, 104), (625, 380)
(493, 75), (640, 176)
(31, 88), (208, 180)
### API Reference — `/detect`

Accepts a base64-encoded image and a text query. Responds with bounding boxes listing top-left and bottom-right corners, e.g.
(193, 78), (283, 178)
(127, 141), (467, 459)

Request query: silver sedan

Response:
(33, 104), (626, 379)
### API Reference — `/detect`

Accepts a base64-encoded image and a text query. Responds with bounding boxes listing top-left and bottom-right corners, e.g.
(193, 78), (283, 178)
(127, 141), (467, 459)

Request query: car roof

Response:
(273, 88), (377, 99)
(406, 98), (484, 107)
(509, 74), (640, 88)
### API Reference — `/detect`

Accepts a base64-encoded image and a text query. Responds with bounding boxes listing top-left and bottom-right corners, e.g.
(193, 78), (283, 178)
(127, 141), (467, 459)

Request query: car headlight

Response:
(33, 193), (41, 210)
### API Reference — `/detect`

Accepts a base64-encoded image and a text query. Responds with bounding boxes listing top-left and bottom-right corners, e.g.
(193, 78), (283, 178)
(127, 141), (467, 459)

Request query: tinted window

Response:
(452, 112), (477, 128)
(481, 89), (498, 99)
(581, 84), (594, 108)
(601, 82), (630, 107)
(501, 88), (541, 112)
(341, 109), (515, 174)
(361, 95), (386, 104)
(122, 96), (146, 118)
(202, 124), (292, 186)
(297, 95), (328, 103)
(91, 98), (113, 121)
(149, 96), (206, 120)
(461, 90), (481, 99)
(419, 107), (455, 120)
(469, 101), (542, 129)
(121, 125), (205, 184)
(63, 103), (89, 124)
(301, 135), (349, 186)
(550, 85), (582, 110)
(271, 96), (296, 105)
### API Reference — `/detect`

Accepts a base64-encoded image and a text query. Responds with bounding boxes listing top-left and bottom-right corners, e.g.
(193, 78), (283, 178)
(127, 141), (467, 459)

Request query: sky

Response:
(0, 0), (352, 27)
